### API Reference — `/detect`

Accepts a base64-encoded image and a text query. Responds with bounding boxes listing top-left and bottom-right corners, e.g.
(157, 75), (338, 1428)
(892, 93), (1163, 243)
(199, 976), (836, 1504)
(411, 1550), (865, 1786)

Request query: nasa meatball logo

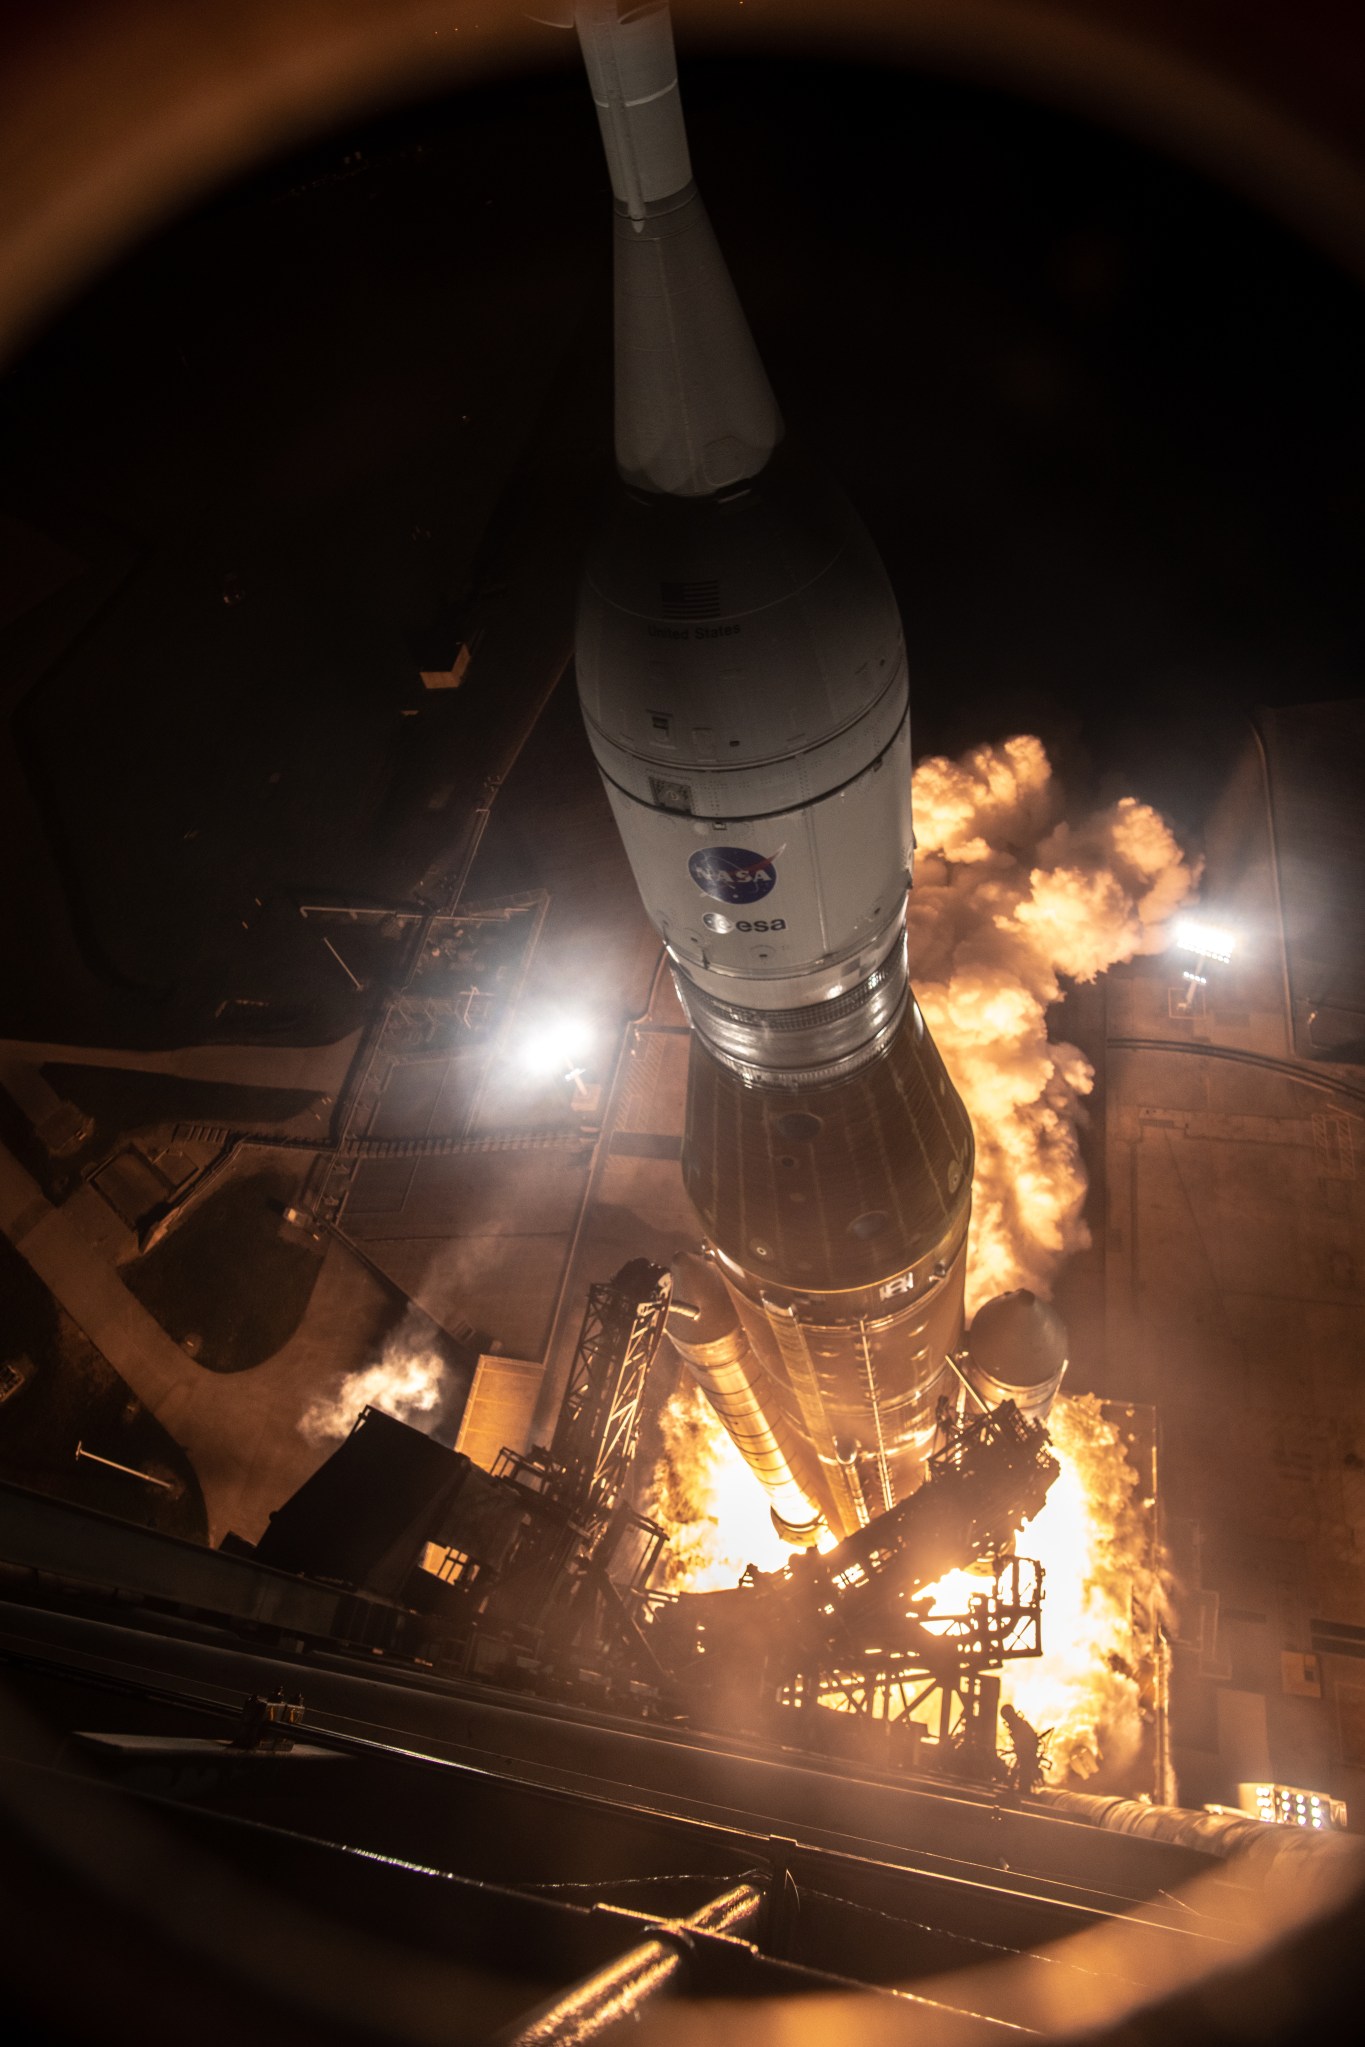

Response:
(688, 846), (777, 906)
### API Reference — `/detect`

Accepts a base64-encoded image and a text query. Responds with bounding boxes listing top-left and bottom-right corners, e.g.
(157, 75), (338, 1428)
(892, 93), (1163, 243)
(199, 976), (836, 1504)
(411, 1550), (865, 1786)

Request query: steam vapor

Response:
(299, 1309), (452, 1447)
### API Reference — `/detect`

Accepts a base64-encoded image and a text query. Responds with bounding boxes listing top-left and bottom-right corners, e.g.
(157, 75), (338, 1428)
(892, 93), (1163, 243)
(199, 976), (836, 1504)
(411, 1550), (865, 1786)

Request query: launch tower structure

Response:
(573, 1), (975, 1541)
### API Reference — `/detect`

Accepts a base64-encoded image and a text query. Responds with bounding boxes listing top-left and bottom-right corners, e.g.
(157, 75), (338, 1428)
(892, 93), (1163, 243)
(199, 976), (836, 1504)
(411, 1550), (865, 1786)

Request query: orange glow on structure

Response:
(922, 1394), (1162, 1784)
(649, 1386), (1162, 1788)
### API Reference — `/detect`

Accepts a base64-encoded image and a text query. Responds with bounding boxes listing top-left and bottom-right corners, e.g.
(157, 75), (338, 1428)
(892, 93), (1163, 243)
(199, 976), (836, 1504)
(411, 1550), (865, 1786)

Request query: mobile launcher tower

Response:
(572, 3), (1060, 1545)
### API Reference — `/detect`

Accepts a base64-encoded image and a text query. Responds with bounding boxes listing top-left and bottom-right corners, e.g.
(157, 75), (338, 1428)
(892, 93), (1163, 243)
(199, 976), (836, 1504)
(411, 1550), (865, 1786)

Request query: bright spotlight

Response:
(1174, 917), (1237, 964)
(517, 1014), (593, 1079)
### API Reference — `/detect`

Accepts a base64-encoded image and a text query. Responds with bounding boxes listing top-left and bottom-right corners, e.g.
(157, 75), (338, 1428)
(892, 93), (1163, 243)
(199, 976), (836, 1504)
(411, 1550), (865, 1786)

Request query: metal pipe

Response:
(1031, 1788), (1362, 1905)
(492, 1881), (763, 2047)
(1106, 1036), (1365, 1108)
(73, 1444), (175, 1491)
(943, 1348), (989, 1414)
(1248, 715), (1296, 1057)
(321, 934), (363, 990)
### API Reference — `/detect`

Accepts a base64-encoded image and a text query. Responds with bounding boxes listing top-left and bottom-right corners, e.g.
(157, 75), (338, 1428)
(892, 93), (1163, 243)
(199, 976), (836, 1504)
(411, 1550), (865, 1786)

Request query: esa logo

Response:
(687, 845), (777, 905)
(703, 912), (786, 934)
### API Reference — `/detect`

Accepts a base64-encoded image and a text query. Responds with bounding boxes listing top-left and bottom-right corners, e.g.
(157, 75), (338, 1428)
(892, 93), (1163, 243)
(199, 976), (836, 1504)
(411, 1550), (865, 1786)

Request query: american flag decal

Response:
(659, 579), (722, 619)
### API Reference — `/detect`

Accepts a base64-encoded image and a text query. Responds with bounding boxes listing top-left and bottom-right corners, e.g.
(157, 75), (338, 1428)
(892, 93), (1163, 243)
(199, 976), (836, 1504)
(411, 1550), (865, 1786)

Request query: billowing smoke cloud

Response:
(908, 735), (1198, 1310)
(299, 1309), (452, 1447)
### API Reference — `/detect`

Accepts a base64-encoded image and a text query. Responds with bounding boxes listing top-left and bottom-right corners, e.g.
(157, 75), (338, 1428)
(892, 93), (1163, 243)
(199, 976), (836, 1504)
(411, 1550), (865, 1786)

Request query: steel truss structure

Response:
(786, 1553), (1045, 1755)
(651, 1401), (1059, 1766)
(547, 1258), (672, 1525)
(468, 1261), (675, 1691)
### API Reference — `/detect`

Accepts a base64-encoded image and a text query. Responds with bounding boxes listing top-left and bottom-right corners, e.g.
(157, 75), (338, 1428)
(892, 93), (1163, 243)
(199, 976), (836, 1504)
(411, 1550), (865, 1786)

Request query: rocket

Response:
(573, 1), (975, 1541)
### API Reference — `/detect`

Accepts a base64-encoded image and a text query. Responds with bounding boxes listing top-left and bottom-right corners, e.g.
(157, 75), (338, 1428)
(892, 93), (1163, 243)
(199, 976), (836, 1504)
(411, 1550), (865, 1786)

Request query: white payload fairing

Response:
(573, 1), (979, 1541)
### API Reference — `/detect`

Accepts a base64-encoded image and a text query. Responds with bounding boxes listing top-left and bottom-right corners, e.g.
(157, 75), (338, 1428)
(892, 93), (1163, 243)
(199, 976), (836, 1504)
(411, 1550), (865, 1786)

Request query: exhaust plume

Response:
(650, 1378), (793, 1591)
(924, 1394), (1167, 1785)
(908, 735), (1197, 1309)
(996, 1393), (1166, 1785)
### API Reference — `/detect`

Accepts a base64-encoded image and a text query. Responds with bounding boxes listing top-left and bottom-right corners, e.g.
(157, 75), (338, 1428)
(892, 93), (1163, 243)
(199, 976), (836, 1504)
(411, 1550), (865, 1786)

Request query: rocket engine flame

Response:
(299, 1310), (451, 1447)
(650, 1378), (795, 1591)
(923, 1394), (1165, 1785)
(649, 1385), (1165, 1785)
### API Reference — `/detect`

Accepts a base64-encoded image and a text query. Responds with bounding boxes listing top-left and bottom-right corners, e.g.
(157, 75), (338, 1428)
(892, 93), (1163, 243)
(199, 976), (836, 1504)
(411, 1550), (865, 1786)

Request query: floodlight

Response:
(1238, 1781), (1348, 1830)
(1174, 917), (1237, 964)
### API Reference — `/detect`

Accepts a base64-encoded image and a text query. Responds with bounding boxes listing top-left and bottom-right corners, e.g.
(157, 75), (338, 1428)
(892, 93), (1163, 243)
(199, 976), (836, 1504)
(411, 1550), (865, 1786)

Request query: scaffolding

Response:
(654, 1400), (1059, 1770)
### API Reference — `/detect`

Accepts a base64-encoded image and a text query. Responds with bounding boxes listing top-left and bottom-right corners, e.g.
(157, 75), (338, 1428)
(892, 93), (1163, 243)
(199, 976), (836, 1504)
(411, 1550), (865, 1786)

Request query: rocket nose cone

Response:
(667, 1252), (739, 1347)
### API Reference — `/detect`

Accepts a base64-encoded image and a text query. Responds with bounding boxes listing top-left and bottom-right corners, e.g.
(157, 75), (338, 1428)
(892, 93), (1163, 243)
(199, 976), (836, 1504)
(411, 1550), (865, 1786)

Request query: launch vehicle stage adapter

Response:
(573, 1), (975, 1539)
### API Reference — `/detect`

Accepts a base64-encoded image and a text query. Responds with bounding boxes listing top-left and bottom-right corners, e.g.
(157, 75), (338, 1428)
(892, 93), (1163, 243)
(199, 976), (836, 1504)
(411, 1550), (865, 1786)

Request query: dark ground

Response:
(0, 1238), (207, 1539)
(1, 52), (1362, 1054)
(40, 1065), (322, 1190)
(125, 1159), (325, 1373)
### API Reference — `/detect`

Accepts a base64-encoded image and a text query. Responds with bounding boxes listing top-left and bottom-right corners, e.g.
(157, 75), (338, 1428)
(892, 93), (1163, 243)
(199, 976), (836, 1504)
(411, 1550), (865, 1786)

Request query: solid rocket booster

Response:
(573, 2), (974, 1539)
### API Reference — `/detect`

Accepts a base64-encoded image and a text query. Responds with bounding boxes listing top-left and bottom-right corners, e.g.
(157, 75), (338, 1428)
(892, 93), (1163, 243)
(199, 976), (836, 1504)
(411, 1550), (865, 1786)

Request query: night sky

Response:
(3, 43), (1363, 1041)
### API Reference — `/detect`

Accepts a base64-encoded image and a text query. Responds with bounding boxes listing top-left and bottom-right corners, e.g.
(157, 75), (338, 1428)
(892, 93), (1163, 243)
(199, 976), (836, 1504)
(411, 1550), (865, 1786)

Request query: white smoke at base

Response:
(908, 735), (1198, 1311)
(299, 1309), (450, 1447)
